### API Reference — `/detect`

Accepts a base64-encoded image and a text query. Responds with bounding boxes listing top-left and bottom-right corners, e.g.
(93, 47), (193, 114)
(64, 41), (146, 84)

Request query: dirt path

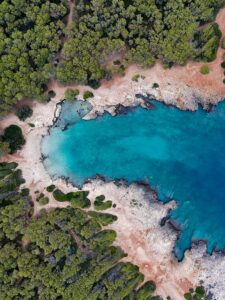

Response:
(67, 0), (75, 28)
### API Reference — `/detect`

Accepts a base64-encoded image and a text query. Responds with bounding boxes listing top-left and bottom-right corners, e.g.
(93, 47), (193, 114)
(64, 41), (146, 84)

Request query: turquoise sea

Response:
(42, 99), (225, 260)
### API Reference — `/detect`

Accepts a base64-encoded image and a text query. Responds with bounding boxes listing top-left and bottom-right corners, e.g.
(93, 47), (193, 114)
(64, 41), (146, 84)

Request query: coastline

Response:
(1, 94), (225, 300)
(0, 8), (225, 299)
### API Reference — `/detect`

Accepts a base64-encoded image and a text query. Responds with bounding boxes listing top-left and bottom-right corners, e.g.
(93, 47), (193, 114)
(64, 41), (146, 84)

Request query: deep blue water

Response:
(42, 99), (225, 260)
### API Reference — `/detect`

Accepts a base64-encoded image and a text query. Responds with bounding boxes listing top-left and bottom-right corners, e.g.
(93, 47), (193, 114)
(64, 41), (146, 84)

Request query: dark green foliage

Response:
(152, 83), (159, 89)
(221, 61), (225, 68)
(184, 286), (208, 300)
(193, 23), (222, 62)
(184, 293), (192, 300)
(0, 163), (159, 300)
(83, 91), (94, 100)
(200, 65), (210, 74)
(0, 0), (68, 114)
(94, 195), (112, 211)
(1, 0), (224, 110)
(57, 0), (224, 85)
(36, 193), (49, 205)
(221, 37), (225, 49)
(2, 125), (25, 153)
(69, 193), (91, 208)
(53, 188), (66, 201)
(48, 90), (56, 99)
(0, 139), (10, 158)
(46, 184), (55, 192)
(65, 88), (80, 101)
(16, 105), (33, 121)
(95, 195), (105, 201)
(53, 189), (91, 208)
(88, 211), (118, 226)
(137, 281), (156, 299)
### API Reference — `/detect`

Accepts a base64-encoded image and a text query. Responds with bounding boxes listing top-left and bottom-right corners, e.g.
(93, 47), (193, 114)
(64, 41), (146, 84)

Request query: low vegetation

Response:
(200, 65), (211, 75)
(221, 37), (225, 49)
(46, 184), (56, 192)
(184, 286), (208, 300)
(53, 189), (91, 208)
(57, 0), (224, 87)
(2, 124), (25, 153)
(36, 193), (49, 206)
(83, 91), (94, 100)
(88, 211), (118, 226)
(65, 88), (80, 102)
(16, 105), (33, 121)
(94, 195), (113, 211)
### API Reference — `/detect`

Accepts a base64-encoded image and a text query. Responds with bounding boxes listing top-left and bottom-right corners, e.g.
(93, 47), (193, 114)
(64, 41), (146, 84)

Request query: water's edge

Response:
(40, 97), (225, 262)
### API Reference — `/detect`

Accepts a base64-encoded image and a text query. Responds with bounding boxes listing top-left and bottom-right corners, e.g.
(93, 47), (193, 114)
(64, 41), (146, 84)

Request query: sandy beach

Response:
(1, 7), (225, 299)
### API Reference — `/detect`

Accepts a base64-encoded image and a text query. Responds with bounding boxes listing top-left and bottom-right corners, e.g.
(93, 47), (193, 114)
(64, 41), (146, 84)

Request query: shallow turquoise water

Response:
(42, 99), (225, 260)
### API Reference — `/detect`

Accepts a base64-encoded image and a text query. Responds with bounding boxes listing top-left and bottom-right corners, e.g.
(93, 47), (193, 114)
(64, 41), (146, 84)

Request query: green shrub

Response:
(184, 293), (192, 300)
(46, 184), (55, 192)
(221, 61), (225, 68)
(65, 89), (79, 101)
(221, 37), (225, 49)
(137, 281), (156, 298)
(95, 195), (105, 202)
(89, 229), (117, 249)
(83, 91), (94, 100)
(200, 65), (210, 74)
(53, 189), (66, 201)
(88, 211), (118, 226)
(152, 83), (159, 89)
(28, 123), (35, 128)
(0, 140), (10, 158)
(48, 90), (56, 99)
(132, 74), (140, 82)
(53, 189), (90, 208)
(3, 125), (25, 153)
(21, 188), (29, 196)
(193, 23), (222, 62)
(69, 191), (91, 208)
(16, 105), (33, 121)
(37, 196), (49, 206)
(223, 79), (225, 84)
(0, 162), (18, 170)
(94, 195), (112, 211)
(95, 200), (112, 210)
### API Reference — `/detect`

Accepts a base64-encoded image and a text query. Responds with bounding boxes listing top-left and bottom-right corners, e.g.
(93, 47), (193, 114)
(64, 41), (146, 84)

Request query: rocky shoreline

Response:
(38, 97), (225, 300)
(1, 38), (225, 297)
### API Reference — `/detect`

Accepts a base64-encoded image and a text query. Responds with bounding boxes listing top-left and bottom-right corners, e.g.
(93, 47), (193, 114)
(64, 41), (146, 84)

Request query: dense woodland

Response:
(57, 0), (224, 86)
(0, 0), (225, 113)
(0, 161), (209, 300)
(0, 0), (68, 114)
(0, 162), (161, 300)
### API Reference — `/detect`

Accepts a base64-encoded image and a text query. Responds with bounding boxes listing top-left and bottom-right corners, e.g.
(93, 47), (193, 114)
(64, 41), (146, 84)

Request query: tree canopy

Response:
(0, 0), (68, 114)
(57, 0), (225, 86)
(0, 0), (225, 111)
(0, 162), (162, 300)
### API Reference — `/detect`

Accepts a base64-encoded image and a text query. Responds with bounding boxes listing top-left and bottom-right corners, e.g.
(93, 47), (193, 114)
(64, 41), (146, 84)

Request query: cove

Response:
(42, 99), (225, 261)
